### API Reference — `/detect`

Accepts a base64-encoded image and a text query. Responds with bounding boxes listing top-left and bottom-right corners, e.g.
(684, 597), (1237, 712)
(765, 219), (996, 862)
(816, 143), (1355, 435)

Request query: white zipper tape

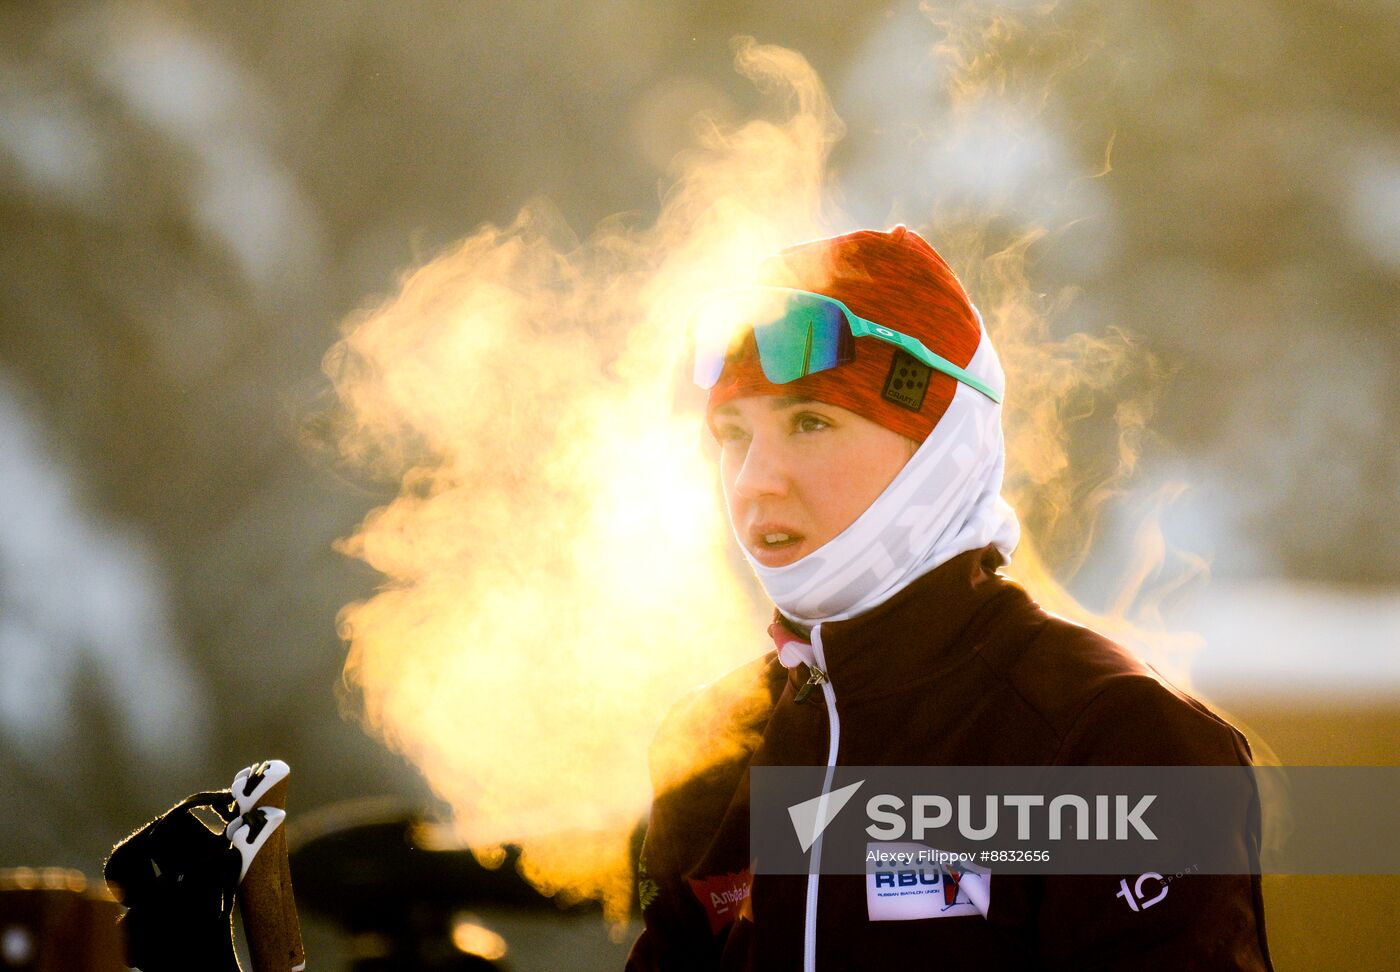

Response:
(803, 623), (840, 972)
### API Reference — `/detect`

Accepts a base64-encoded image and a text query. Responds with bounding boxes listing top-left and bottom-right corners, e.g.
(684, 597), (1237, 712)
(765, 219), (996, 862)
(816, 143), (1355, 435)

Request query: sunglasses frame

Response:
(691, 286), (1002, 405)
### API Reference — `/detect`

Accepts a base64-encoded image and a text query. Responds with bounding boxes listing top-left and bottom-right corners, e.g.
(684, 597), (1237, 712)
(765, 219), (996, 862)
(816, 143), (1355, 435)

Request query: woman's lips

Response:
(747, 526), (806, 568)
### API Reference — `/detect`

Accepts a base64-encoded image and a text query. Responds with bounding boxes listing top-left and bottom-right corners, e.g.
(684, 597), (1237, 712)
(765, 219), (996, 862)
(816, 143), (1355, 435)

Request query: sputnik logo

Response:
(787, 780), (865, 852)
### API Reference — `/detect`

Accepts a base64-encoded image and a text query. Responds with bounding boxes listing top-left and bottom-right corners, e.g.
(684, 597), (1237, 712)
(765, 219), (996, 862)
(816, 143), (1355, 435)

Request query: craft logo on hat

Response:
(882, 351), (931, 411)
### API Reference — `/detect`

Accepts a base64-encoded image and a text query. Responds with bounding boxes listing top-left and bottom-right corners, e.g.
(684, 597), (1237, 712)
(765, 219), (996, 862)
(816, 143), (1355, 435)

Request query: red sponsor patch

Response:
(687, 870), (752, 934)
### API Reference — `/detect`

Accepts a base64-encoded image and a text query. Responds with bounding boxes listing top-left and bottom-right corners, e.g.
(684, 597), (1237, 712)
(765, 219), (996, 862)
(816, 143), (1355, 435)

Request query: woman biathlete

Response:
(626, 226), (1273, 971)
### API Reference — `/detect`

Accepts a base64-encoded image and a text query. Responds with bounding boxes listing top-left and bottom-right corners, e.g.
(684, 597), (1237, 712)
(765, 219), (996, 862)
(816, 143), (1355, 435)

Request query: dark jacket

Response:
(627, 545), (1272, 971)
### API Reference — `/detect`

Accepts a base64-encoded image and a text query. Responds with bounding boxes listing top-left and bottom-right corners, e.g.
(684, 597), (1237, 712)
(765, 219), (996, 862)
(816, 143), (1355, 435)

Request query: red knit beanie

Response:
(705, 226), (983, 444)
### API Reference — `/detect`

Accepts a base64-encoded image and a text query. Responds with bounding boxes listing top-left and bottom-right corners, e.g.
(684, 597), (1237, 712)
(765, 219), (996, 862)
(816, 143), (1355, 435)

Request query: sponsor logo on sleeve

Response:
(687, 870), (753, 934)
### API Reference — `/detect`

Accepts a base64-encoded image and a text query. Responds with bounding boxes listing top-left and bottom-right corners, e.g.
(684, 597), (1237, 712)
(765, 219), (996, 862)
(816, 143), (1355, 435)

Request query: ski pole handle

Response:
(232, 761), (306, 971)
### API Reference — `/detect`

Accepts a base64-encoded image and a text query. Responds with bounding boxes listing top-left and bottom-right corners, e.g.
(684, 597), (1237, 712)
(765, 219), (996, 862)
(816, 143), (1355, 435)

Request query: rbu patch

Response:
(865, 842), (989, 921)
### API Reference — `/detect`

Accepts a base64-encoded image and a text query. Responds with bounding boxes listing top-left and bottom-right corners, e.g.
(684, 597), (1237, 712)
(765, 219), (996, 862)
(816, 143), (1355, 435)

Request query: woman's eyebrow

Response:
(712, 395), (814, 417)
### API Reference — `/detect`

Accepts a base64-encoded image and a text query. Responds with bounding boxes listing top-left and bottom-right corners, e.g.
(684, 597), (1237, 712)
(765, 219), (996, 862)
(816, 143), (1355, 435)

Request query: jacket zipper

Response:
(793, 665), (828, 703)
(802, 624), (840, 972)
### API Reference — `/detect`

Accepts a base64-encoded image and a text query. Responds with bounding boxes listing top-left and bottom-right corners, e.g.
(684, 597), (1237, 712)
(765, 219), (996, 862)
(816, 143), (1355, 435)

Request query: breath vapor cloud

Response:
(326, 15), (1191, 927)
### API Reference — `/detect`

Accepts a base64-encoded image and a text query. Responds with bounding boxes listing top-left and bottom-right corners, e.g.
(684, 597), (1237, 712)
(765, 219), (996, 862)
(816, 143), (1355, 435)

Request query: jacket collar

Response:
(773, 544), (1020, 701)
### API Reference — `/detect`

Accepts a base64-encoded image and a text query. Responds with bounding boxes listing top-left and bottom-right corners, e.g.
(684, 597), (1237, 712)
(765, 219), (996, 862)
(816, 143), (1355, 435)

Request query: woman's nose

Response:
(732, 436), (788, 499)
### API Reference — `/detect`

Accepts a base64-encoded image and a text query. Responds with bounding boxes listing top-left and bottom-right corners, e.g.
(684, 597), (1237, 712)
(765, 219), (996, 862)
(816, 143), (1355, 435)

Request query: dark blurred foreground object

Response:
(290, 799), (629, 971)
(0, 869), (123, 971)
(103, 760), (305, 971)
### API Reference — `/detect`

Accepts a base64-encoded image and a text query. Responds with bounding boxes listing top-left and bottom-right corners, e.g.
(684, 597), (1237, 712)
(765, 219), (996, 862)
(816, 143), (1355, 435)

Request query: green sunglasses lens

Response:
(751, 296), (849, 384)
(801, 298), (851, 376)
(690, 289), (869, 388)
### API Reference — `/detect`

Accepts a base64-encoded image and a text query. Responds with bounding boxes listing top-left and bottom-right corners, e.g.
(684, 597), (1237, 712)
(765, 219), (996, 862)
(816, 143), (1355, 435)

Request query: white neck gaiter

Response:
(733, 323), (1020, 628)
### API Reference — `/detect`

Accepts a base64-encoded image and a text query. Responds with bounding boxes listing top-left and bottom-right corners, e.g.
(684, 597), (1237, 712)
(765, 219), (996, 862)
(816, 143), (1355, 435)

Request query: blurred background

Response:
(1, 0), (1396, 968)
